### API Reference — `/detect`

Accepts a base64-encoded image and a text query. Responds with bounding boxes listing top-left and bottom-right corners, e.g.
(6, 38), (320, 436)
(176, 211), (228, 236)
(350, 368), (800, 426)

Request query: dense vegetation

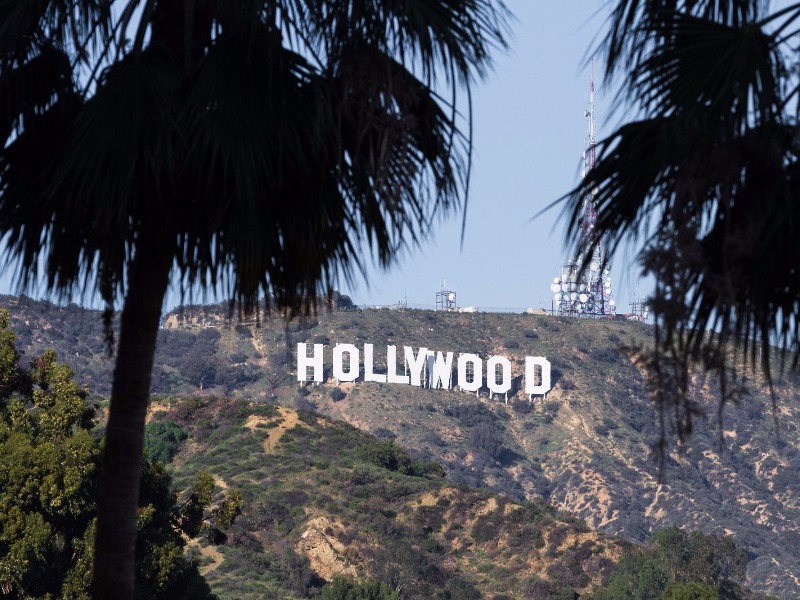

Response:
(0, 309), (238, 598)
(587, 527), (769, 600)
(139, 392), (772, 599)
(146, 393), (623, 598)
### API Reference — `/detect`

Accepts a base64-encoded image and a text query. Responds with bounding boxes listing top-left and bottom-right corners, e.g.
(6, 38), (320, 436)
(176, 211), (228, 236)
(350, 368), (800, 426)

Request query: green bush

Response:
(144, 419), (189, 463)
(660, 583), (719, 600)
(355, 439), (446, 479)
(321, 576), (400, 599)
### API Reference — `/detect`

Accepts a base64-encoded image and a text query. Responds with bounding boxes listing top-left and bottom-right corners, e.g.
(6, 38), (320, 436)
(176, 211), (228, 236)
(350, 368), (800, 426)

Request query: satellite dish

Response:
(553, 277), (560, 284)
(447, 293), (456, 302)
(550, 284), (560, 293)
(569, 283), (576, 292)
(609, 299), (616, 306)
(579, 293), (588, 303)
(579, 284), (587, 292)
(561, 284), (569, 292)
(570, 292), (578, 301)
(554, 293), (562, 301)
(590, 262), (598, 271)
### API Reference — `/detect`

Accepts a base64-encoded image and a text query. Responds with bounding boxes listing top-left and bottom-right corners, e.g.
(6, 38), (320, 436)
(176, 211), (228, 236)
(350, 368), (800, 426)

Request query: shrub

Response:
(470, 424), (505, 460)
(321, 577), (400, 600)
(472, 515), (501, 544)
(373, 428), (396, 440)
(329, 387), (346, 402)
(447, 577), (482, 600)
(358, 440), (414, 473)
(355, 440), (442, 478)
(590, 347), (620, 364)
(558, 377), (577, 391)
(197, 327), (221, 344)
(294, 396), (317, 413)
(512, 399), (532, 414)
(229, 352), (247, 364)
(144, 420), (189, 463)
(235, 324), (252, 338)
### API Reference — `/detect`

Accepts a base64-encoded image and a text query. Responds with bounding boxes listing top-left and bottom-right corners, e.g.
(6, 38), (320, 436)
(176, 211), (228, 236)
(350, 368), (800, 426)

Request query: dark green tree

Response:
(661, 583), (719, 600)
(651, 528), (691, 582)
(588, 528), (754, 600)
(321, 576), (401, 600)
(144, 420), (189, 464)
(0, 310), (233, 598)
(564, 0), (800, 447)
(0, 1), (510, 595)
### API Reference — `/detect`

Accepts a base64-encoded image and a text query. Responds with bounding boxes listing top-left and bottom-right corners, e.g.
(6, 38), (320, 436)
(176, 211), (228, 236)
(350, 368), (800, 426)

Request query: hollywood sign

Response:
(297, 343), (551, 397)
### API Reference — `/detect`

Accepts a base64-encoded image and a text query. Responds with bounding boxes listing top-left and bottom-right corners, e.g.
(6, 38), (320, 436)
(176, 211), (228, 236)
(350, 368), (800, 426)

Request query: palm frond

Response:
(571, 0), (800, 448)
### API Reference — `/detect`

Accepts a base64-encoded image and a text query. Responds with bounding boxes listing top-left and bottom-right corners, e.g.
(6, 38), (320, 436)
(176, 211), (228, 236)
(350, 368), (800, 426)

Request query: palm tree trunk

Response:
(92, 241), (172, 599)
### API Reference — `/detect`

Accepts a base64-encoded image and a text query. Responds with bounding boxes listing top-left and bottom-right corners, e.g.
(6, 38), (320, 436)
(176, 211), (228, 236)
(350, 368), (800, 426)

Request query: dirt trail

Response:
(186, 538), (225, 575)
(244, 406), (306, 453)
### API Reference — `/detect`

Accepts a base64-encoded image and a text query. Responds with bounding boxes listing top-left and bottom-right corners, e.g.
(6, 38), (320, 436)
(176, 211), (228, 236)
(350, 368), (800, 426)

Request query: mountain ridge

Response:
(1, 295), (797, 597)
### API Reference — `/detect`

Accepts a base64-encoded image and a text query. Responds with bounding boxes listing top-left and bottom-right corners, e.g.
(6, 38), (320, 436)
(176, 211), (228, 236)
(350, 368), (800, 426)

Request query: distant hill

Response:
(1, 295), (798, 597)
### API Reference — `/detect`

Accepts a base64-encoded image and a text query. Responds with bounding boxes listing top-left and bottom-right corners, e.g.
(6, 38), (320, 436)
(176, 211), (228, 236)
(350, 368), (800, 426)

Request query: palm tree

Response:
(0, 1), (510, 596)
(564, 0), (800, 447)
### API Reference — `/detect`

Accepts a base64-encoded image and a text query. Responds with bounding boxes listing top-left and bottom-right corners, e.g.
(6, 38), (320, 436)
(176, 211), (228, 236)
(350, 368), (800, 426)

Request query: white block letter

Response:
(333, 344), (359, 382)
(387, 345), (410, 384)
(404, 346), (428, 387)
(428, 351), (453, 389)
(457, 354), (482, 392)
(364, 344), (387, 383)
(487, 355), (512, 395)
(525, 356), (552, 395)
(297, 343), (324, 382)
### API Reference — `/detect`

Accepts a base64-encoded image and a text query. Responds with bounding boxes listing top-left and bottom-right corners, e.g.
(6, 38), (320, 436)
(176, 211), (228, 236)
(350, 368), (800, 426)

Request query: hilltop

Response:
(1, 295), (798, 596)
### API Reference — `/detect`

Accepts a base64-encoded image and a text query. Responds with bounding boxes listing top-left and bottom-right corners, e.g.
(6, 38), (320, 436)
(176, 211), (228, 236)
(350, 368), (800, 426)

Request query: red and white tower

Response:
(550, 64), (616, 318)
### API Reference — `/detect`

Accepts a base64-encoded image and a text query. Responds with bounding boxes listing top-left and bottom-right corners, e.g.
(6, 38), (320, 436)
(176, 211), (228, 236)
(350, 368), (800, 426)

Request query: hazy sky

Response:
(343, 0), (650, 312)
(0, 1), (652, 313)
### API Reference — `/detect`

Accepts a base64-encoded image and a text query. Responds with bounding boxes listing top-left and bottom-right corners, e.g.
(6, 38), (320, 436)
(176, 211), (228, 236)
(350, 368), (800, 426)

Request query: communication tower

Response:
(550, 64), (616, 318)
(435, 281), (457, 312)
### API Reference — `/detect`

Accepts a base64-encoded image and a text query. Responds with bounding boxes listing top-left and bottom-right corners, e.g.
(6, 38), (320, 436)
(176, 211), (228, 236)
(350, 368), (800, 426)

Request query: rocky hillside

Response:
(147, 396), (627, 599)
(1, 295), (798, 597)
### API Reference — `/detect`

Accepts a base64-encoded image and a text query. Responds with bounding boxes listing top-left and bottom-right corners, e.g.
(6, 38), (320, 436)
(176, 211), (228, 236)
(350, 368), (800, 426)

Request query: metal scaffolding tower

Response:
(550, 65), (616, 319)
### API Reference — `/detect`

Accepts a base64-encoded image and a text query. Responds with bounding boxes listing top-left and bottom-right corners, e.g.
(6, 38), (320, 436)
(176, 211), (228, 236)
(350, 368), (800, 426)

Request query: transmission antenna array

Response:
(550, 65), (616, 319)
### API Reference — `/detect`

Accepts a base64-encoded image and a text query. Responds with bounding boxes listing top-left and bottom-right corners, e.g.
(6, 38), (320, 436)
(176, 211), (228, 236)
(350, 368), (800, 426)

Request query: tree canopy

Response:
(588, 526), (753, 600)
(0, 309), (238, 598)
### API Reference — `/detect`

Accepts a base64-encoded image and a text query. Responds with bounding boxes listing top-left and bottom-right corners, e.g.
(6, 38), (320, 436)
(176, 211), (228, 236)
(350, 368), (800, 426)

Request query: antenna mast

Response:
(550, 62), (616, 319)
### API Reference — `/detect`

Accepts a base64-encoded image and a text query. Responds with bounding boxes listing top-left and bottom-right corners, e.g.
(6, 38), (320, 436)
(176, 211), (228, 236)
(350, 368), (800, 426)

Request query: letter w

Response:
(428, 351), (454, 389)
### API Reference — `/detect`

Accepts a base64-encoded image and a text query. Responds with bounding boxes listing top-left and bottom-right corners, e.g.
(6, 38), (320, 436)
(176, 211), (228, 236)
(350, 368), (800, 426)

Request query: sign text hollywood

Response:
(297, 343), (551, 396)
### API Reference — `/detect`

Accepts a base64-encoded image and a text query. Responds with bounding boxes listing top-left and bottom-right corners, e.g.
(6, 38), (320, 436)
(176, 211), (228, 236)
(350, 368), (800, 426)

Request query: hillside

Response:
(147, 396), (627, 598)
(1, 295), (798, 597)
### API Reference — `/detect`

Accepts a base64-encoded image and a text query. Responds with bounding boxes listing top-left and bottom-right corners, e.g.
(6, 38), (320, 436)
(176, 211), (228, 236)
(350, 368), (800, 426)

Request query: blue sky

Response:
(343, 0), (650, 312)
(0, 1), (651, 313)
